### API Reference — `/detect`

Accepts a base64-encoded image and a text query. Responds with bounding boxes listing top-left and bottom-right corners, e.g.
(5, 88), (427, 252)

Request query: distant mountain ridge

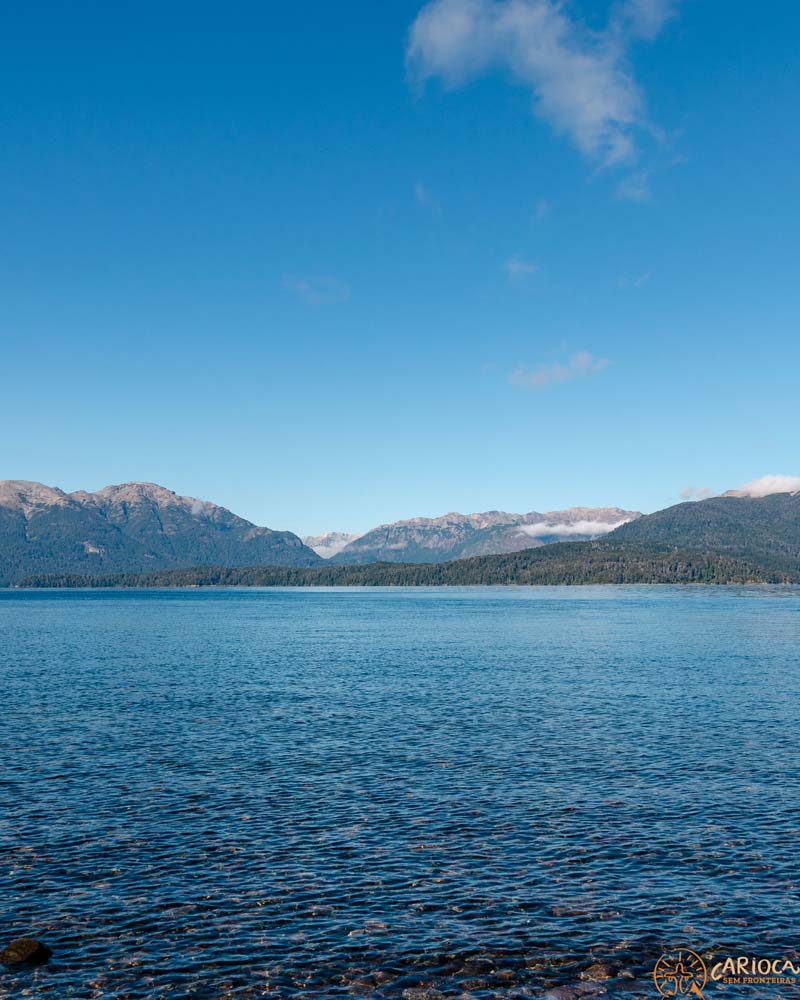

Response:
(19, 488), (800, 588)
(0, 480), (321, 585)
(7, 479), (800, 587)
(302, 532), (361, 559)
(328, 506), (641, 564)
(608, 491), (800, 574)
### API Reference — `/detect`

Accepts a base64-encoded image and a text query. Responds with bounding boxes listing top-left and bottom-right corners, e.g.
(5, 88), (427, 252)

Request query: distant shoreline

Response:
(3, 483), (799, 588)
(13, 541), (797, 589)
(7, 581), (800, 594)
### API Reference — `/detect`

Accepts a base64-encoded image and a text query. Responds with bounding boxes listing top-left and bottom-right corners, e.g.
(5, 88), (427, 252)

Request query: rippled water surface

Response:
(2, 586), (800, 999)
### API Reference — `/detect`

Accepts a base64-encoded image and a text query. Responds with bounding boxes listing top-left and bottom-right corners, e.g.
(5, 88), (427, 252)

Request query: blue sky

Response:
(1, 0), (798, 534)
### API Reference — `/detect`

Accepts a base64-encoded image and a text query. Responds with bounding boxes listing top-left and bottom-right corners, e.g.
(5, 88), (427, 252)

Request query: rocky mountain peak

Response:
(80, 481), (206, 509)
(0, 479), (321, 584)
(392, 510), (521, 530)
(66, 482), (229, 522)
(327, 505), (643, 564)
(302, 532), (362, 559)
(0, 481), (73, 517)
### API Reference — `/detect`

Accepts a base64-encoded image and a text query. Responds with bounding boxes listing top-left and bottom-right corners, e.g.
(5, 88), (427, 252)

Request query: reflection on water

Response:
(1, 586), (799, 998)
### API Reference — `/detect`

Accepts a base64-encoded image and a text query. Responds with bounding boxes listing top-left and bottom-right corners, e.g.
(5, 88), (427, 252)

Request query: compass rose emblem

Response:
(653, 949), (707, 997)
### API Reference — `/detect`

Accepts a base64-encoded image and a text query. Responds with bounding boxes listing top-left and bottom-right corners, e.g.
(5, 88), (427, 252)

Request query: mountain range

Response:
(0, 481), (640, 584)
(23, 489), (800, 588)
(322, 507), (641, 564)
(0, 481), (321, 586)
(5, 479), (800, 587)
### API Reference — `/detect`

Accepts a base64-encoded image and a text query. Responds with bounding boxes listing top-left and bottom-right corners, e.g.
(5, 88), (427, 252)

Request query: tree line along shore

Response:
(15, 542), (797, 588)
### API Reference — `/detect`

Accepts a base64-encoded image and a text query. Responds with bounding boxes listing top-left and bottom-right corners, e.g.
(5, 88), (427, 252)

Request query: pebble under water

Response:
(1, 586), (799, 999)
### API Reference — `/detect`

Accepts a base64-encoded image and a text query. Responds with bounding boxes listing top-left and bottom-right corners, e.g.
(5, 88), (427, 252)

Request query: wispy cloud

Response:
(407, 0), (679, 168)
(728, 474), (800, 498)
(505, 255), (539, 279)
(533, 198), (551, 222)
(680, 474), (800, 501)
(510, 350), (611, 390)
(618, 0), (678, 41)
(616, 168), (652, 201)
(285, 276), (350, 306)
(679, 485), (714, 501)
(519, 516), (634, 538)
(618, 269), (652, 289)
(414, 181), (442, 215)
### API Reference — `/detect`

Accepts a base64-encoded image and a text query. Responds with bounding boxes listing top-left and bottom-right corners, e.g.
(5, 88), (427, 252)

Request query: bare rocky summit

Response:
(328, 507), (641, 564)
(302, 531), (362, 559)
(0, 480), (74, 516)
(0, 480), (320, 585)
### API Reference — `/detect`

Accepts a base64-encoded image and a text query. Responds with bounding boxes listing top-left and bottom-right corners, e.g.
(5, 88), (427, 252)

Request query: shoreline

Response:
(8, 580), (800, 591)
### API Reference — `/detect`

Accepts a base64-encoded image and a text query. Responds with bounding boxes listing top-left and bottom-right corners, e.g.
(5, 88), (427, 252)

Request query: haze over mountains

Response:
(302, 532), (361, 559)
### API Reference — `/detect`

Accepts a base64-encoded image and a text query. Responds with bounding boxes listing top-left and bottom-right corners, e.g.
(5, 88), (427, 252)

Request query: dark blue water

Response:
(1, 587), (799, 999)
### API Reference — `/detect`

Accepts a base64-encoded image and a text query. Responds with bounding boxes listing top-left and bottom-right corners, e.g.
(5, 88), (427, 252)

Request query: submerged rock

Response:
(0, 938), (52, 965)
(579, 962), (617, 981)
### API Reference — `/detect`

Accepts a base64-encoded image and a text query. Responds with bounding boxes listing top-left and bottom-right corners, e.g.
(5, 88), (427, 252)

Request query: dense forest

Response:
(5, 483), (800, 587)
(611, 491), (800, 574)
(17, 542), (796, 588)
(0, 481), (320, 586)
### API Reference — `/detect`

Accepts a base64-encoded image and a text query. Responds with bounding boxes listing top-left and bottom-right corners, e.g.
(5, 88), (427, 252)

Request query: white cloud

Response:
(519, 517), (633, 538)
(505, 255), (539, 278)
(679, 486), (714, 501)
(190, 499), (215, 517)
(616, 168), (652, 201)
(285, 275), (350, 305)
(728, 474), (800, 498)
(534, 198), (551, 221)
(510, 350), (611, 389)
(618, 269), (652, 289)
(407, 0), (676, 167)
(414, 181), (442, 214)
(618, 0), (678, 41)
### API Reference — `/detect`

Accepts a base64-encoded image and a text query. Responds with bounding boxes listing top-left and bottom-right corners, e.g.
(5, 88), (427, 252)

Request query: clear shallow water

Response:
(1, 586), (799, 1000)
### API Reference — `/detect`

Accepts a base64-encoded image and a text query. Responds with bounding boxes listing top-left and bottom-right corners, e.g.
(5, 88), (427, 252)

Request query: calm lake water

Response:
(1, 587), (799, 999)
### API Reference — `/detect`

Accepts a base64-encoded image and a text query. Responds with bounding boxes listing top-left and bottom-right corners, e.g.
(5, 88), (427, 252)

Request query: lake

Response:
(1, 586), (799, 998)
